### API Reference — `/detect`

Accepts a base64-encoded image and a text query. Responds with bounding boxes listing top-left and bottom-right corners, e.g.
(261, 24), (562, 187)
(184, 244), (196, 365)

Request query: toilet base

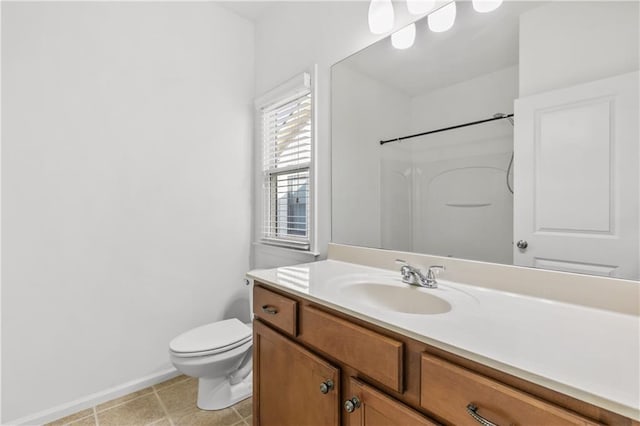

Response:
(196, 371), (253, 411)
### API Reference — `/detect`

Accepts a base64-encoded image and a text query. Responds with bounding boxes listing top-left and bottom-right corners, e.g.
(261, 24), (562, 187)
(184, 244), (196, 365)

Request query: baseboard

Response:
(7, 367), (181, 426)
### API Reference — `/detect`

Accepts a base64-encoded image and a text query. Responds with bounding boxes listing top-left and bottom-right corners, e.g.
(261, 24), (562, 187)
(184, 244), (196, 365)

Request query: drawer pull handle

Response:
(344, 397), (361, 413)
(319, 379), (334, 394)
(261, 305), (278, 315)
(466, 404), (499, 426)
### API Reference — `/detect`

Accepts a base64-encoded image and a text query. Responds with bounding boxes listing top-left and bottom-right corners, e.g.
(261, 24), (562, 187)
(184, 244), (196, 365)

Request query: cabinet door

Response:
(253, 320), (340, 426)
(344, 377), (437, 426)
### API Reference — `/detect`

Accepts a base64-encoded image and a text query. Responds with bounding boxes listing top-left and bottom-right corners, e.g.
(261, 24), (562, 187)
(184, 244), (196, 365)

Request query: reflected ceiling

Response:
(343, 1), (544, 96)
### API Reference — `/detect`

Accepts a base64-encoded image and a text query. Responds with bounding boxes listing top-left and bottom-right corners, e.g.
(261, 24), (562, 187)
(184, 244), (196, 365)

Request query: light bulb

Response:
(472, 0), (503, 13)
(368, 0), (394, 34)
(407, 0), (436, 15)
(391, 23), (416, 49)
(428, 1), (456, 33)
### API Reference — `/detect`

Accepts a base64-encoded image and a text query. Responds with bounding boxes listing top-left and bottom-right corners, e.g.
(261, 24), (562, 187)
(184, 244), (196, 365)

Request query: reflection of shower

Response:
(494, 113), (515, 194)
(401, 167), (413, 241)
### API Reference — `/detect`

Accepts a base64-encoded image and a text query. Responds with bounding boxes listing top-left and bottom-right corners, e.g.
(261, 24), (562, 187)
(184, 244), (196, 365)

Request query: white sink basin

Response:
(340, 282), (451, 315)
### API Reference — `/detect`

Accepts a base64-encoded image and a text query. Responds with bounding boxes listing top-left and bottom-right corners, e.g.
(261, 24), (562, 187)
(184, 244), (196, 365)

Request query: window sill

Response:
(253, 241), (320, 257)
(252, 241), (321, 261)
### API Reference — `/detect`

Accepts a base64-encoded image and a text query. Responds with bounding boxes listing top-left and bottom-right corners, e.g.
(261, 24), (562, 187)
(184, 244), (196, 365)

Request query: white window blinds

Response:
(260, 74), (312, 250)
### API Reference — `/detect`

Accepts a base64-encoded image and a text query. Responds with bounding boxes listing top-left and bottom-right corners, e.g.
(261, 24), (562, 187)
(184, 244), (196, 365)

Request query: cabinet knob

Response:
(319, 379), (334, 394)
(516, 240), (528, 250)
(344, 396), (361, 413)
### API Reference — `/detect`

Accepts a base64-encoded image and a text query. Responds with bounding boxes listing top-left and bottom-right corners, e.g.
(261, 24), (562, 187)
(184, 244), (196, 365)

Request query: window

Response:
(259, 73), (313, 250)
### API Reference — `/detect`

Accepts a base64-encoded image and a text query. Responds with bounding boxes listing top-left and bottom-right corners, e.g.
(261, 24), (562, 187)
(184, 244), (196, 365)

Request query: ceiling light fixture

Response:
(472, 0), (503, 13)
(406, 0), (436, 15)
(368, 0), (395, 34)
(428, 1), (456, 33)
(391, 23), (416, 49)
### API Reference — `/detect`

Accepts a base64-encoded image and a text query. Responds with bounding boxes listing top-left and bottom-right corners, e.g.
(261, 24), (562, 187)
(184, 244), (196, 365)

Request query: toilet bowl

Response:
(169, 318), (253, 410)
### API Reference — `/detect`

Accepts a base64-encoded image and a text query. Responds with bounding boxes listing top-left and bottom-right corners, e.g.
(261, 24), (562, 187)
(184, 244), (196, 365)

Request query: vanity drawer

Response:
(420, 353), (601, 426)
(300, 305), (403, 392)
(253, 285), (297, 337)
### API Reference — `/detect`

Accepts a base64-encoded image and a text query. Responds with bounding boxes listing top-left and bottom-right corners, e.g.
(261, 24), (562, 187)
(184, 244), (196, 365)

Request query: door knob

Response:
(516, 240), (528, 249)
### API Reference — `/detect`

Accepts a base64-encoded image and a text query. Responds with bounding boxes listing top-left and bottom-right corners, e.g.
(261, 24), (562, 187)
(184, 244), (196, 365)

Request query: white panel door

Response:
(513, 71), (639, 279)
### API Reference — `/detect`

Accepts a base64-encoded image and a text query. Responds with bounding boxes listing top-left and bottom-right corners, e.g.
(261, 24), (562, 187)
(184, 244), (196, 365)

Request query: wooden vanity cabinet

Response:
(252, 285), (422, 426)
(343, 377), (437, 426)
(299, 305), (403, 393)
(253, 320), (340, 426)
(421, 353), (600, 426)
(252, 283), (636, 426)
(253, 285), (298, 336)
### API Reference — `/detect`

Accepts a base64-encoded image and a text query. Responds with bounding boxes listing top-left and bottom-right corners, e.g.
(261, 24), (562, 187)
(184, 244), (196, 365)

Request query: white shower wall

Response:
(380, 155), (414, 252)
(381, 66), (518, 263)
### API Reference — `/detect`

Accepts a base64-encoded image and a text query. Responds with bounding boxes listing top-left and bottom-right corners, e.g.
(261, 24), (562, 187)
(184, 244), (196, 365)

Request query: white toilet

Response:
(169, 318), (253, 410)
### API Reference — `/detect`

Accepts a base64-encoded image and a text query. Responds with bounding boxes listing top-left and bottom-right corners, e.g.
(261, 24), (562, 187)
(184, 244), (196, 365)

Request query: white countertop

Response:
(247, 259), (640, 421)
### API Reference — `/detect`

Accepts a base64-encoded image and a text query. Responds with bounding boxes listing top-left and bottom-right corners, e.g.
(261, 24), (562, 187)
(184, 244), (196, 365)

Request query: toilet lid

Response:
(169, 319), (252, 354)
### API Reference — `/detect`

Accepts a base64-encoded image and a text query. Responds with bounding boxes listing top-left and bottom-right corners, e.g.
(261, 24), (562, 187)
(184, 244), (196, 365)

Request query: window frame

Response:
(255, 71), (315, 252)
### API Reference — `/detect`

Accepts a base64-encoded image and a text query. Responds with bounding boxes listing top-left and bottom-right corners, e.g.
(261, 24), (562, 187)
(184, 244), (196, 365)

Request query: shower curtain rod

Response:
(379, 113), (514, 146)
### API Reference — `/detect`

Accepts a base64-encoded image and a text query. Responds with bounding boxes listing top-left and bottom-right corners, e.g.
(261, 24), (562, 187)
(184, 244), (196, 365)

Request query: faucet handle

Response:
(396, 259), (416, 283)
(395, 259), (410, 274)
(427, 265), (445, 283)
(395, 259), (410, 275)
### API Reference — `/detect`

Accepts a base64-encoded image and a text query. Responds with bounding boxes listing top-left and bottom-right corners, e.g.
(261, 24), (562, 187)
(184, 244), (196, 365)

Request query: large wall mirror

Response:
(331, 1), (640, 280)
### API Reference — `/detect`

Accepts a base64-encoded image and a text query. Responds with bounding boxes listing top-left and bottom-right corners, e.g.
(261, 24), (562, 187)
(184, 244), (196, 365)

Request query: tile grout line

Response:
(152, 387), (175, 426)
(50, 379), (189, 426)
(145, 417), (170, 426)
(94, 379), (188, 415)
(152, 377), (189, 393)
(232, 405), (250, 425)
(231, 406), (241, 419)
(231, 416), (246, 426)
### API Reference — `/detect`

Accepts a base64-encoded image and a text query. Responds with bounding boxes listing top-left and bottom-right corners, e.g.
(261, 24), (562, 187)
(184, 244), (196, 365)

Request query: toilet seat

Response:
(170, 319), (252, 358)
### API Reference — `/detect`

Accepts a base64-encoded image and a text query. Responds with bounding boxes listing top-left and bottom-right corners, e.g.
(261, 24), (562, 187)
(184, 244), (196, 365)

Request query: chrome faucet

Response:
(395, 259), (445, 288)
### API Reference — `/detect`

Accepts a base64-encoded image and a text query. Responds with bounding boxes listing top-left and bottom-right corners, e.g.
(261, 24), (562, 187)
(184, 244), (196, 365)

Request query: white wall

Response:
(332, 65), (411, 249)
(519, 1), (639, 97)
(1, 3), (254, 422)
(409, 66), (518, 135)
(252, 1), (418, 268)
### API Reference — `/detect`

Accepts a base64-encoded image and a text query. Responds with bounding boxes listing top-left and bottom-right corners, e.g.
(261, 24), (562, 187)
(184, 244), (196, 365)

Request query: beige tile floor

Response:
(46, 376), (252, 426)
